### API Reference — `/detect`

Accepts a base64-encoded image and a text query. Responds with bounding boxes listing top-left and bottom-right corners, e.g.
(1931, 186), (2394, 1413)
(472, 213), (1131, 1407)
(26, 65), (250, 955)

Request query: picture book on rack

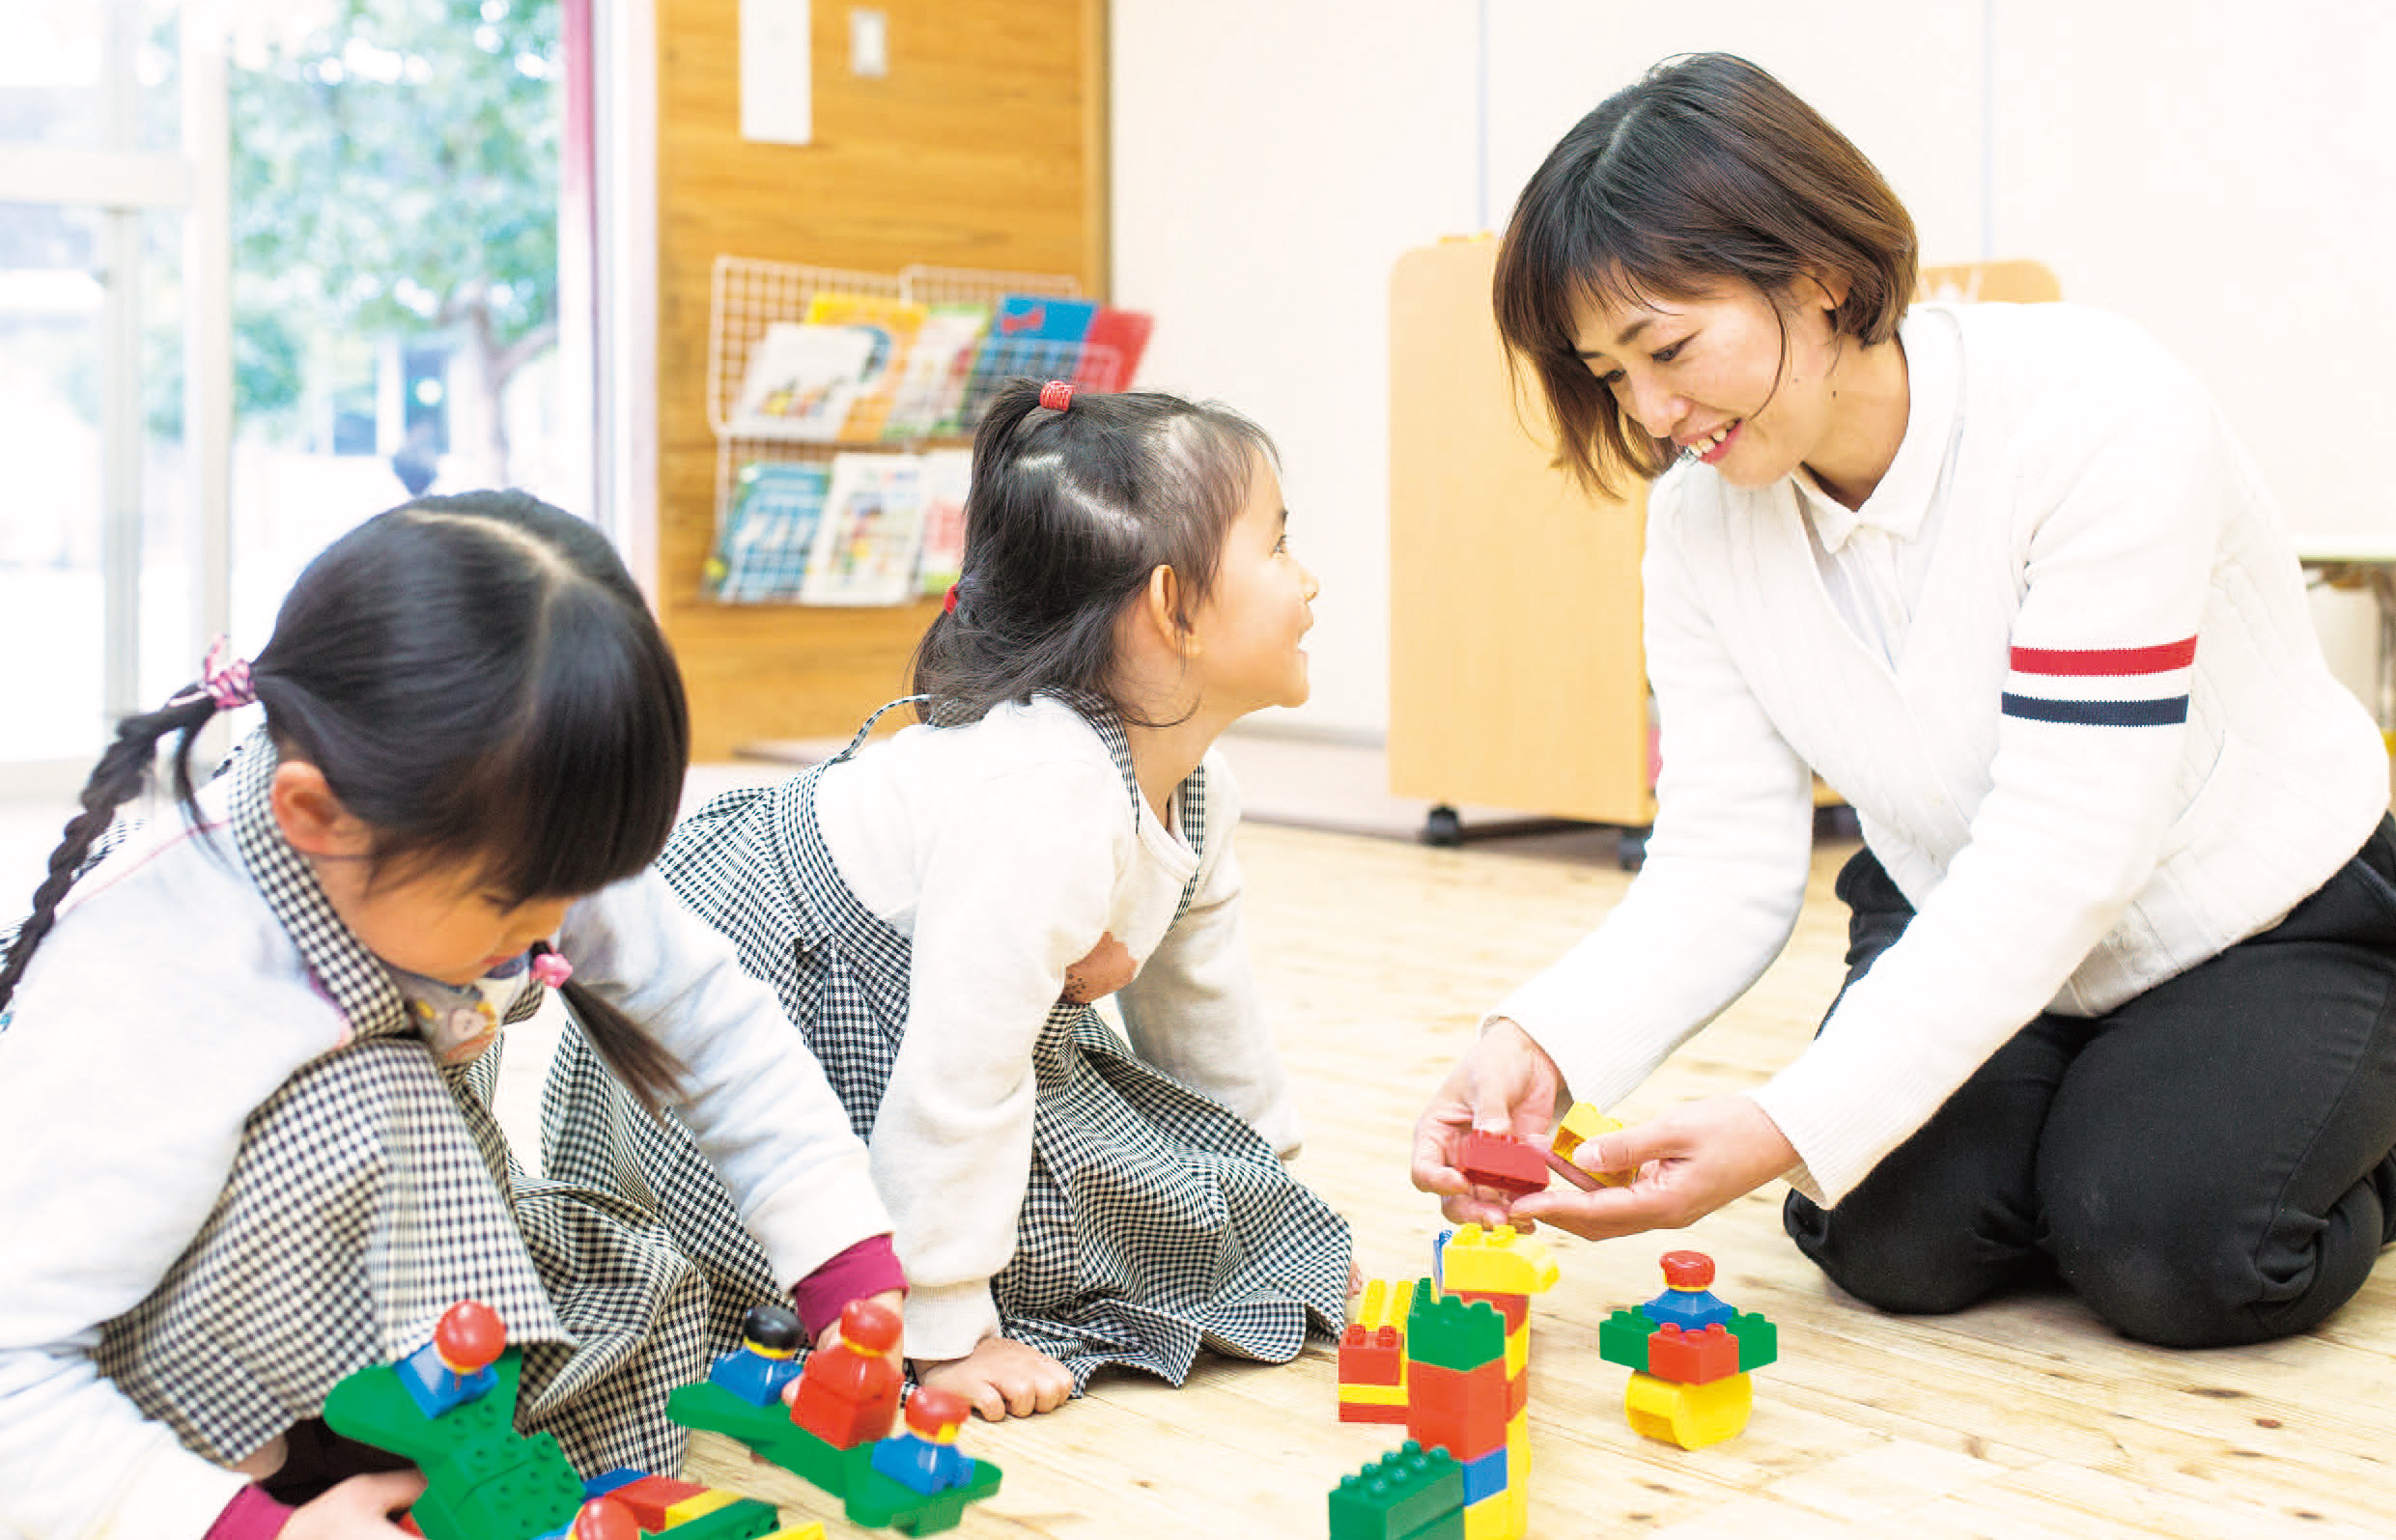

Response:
(915, 448), (972, 599)
(726, 323), (876, 440)
(710, 460), (833, 602)
(803, 292), (928, 439)
(803, 453), (927, 606)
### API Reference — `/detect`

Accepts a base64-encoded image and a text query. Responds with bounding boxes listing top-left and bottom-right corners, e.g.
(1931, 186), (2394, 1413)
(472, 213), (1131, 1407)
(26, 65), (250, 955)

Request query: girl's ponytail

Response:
(0, 692), (218, 1014)
(533, 943), (683, 1111)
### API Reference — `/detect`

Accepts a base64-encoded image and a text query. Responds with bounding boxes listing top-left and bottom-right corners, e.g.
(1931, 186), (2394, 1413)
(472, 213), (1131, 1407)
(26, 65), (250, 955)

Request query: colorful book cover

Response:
(803, 453), (927, 606)
(803, 292), (929, 440)
(886, 303), (989, 438)
(710, 460), (832, 602)
(726, 322), (876, 440)
(951, 294), (1096, 431)
(1076, 306), (1153, 391)
(915, 448), (972, 598)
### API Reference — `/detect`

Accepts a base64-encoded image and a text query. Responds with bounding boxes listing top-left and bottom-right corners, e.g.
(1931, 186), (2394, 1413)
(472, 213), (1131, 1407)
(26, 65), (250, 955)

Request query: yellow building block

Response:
(1503, 1319), (1529, 1380)
(1551, 1104), (1632, 1188)
(1337, 1382), (1408, 1408)
(764, 1526), (828, 1540)
(1462, 1478), (1529, 1540)
(1439, 1224), (1560, 1299)
(664, 1490), (737, 1525)
(1354, 1276), (1416, 1331)
(1623, 1369), (1753, 1449)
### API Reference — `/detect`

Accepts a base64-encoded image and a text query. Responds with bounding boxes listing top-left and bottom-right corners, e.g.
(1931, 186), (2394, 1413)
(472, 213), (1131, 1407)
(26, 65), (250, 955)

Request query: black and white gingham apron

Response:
(86, 734), (736, 1476)
(545, 696), (1350, 1390)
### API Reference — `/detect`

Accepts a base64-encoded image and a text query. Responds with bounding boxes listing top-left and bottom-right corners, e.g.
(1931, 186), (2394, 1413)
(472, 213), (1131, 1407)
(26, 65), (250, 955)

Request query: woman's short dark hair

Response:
(1493, 52), (1919, 495)
(911, 378), (1277, 725)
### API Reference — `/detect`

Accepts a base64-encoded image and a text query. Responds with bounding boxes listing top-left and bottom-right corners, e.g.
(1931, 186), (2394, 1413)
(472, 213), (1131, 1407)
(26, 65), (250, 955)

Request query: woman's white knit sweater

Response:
(1495, 301), (2388, 1204)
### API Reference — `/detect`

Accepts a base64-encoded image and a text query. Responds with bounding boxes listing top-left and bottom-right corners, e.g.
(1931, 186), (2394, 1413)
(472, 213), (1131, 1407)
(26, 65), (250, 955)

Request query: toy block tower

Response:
(1328, 1442), (1465, 1540)
(1597, 1250), (1778, 1450)
(1404, 1290), (1524, 1540)
(1434, 1224), (1556, 1431)
(1339, 1277), (1418, 1424)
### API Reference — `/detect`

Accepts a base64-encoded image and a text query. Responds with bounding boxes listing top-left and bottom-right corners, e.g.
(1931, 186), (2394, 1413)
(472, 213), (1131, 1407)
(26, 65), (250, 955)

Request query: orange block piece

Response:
(607, 1474), (710, 1532)
(1456, 1131), (1549, 1195)
(1648, 1323), (1740, 1386)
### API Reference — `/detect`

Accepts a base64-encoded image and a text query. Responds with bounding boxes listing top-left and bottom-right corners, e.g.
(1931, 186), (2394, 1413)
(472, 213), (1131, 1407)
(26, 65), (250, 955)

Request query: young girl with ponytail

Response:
(0, 490), (898, 1539)
(549, 380), (1352, 1423)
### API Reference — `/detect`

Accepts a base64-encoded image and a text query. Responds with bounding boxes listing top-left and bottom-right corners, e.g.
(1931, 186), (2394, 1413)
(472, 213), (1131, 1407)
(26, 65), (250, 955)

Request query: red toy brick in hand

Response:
(1455, 1130), (1551, 1196)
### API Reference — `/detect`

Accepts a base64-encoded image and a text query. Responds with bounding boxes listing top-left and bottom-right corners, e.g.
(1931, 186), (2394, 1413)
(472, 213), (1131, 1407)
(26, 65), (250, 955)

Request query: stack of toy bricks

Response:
(1330, 1221), (1558, 1540)
(1598, 1250), (1777, 1449)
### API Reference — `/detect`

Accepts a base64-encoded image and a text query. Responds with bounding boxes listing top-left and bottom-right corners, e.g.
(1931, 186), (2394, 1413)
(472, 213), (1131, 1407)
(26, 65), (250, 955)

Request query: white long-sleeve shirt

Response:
(810, 696), (1300, 1358)
(0, 774), (889, 1540)
(1495, 301), (2388, 1204)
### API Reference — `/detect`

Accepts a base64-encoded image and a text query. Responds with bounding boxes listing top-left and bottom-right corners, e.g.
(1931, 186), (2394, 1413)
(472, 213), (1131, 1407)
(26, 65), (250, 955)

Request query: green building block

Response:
(1329, 1441), (1466, 1540)
(666, 1382), (1001, 1535)
(1729, 1309), (1778, 1373)
(321, 1350), (584, 1540)
(1403, 1289), (1505, 1374)
(652, 1497), (784, 1540)
(1597, 1307), (1655, 1375)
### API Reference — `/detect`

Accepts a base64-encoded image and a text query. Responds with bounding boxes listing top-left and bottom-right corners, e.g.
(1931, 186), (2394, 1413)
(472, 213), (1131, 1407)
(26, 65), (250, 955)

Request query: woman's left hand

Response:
(1505, 1096), (1799, 1242)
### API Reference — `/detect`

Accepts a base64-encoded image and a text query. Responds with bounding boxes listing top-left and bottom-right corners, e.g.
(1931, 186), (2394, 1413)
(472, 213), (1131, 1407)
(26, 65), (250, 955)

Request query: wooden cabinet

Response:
(1387, 238), (1655, 841)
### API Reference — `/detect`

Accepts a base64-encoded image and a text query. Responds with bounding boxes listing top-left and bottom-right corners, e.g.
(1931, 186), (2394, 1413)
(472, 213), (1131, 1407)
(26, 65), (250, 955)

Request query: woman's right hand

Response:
(912, 1336), (1074, 1421)
(281, 1470), (427, 1537)
(1408, 1017), (1570, 1228)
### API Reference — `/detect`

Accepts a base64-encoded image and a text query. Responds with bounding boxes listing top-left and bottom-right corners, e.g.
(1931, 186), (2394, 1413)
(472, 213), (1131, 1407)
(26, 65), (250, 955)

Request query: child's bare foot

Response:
(912, 1336), (1073, 1421)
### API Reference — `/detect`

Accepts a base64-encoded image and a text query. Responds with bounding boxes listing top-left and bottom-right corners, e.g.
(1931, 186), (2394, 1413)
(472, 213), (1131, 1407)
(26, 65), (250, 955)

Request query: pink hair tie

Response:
(530, 945), (573, 989)
(167, 635), (257, 712)
(1038, 379), (1074, 411)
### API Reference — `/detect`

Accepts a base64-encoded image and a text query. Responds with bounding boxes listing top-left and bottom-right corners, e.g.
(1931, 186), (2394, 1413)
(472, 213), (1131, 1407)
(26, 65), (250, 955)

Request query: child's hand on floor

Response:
(284, 1470), (427, 1537)
(912, 1336), (1073, 1420)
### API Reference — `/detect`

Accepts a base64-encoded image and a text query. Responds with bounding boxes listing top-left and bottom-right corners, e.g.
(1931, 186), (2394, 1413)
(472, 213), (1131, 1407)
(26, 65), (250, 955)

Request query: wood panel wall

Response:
(655, 0), (1108, 759)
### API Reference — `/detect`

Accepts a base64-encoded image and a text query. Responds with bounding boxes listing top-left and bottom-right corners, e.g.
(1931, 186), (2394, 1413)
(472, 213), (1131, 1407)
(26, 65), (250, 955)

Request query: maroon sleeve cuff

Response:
(792, 1235), (908, 1340)
(205, 1484), (295, 1540)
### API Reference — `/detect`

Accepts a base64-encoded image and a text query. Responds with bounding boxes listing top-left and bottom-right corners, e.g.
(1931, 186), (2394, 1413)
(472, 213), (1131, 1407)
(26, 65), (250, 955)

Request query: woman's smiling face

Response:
(1568, 273), (1851, 491)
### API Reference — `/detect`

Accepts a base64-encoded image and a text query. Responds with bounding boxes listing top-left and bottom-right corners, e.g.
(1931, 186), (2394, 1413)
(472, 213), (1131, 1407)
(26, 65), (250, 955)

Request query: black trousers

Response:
(1785, 818), (2396, 1347)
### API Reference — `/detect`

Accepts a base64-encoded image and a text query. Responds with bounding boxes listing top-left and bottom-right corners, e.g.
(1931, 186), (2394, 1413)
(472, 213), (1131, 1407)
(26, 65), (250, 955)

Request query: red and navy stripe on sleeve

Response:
(2001, 637), (2196, 726)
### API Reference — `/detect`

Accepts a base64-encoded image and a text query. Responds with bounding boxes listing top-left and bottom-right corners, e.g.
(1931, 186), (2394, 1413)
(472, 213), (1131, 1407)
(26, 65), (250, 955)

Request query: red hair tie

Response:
(943, 584), (960, 615)
(1038, 379), (1074, 411)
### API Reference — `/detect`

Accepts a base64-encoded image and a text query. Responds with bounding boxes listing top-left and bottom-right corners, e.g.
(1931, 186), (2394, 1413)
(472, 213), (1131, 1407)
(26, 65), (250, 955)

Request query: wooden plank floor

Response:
(685, 823), (2396, 1538)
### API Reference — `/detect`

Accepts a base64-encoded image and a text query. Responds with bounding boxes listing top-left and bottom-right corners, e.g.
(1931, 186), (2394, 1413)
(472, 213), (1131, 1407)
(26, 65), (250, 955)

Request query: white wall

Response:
(1113, 1), (2396, 736)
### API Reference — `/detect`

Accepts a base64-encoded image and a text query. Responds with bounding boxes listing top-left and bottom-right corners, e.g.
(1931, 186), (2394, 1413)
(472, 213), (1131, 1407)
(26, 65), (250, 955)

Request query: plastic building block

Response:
(1545, 1104), (1631, 1190)
(1339, 1381), (1411, 1424)
(1328, 1442), (1465, 1540)
(665, 1489), (739, 1526)
(1624, 1369), (1752, 1449)
(653, 1498), (784, 1540)
(668, 1380), (1001, 1535)
(1647, 1323), (1739, 1386)
(1598, 1307), (1655, 1374)
(1436, 1225), (1559, 1300)
(1405, 1358), (1509, 1462)
(397, 1300), (507, 1418)
(1461, 1482), (1527, 1540)
(322, 1341), (585, 1540)
(1340, 1322), (1405, 1386)
(1454, 1131), (1549, 1196)
(789, 1298), (905, 1449)
(608, 1474), (712, 1532)
(583, 1470), (645, 1498)
(1641, 1250), (1734, 1330)
(709, 1302), (808, 1408)
(563, 1499), (639, 1540)
(870, 1387), (974, 1496)
(1728, 1308), (1778, 1373)
(1449, 1289), (1529, 1334)
(1457, 1444), (1507, 1506)
(1404, 1291), (1505, 1374)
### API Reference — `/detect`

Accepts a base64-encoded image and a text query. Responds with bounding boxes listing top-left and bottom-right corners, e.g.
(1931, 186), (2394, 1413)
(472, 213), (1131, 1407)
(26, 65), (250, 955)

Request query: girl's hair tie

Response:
(943, 584), (960, 616)
(166, 634), (257, 713)
(530, 942), (574, 989)
(1037, 379), (1074, 412)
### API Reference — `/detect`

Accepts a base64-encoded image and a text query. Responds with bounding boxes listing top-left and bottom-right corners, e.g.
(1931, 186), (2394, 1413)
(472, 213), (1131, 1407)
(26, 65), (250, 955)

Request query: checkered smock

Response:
(71, 736), (765, 1481)
(545, 698), (1350, 1390)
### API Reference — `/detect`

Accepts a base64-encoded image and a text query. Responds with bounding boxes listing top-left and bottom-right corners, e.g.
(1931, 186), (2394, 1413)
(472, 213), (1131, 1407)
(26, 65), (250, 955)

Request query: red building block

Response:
(788, 1299), (904, 1449)
(1405, 1358), (1509, 1462)
(606, 1474), (711, 1533)
(1339, 1323), (1404, 1387)
(1648, 1323), (1740, 1386)
(1455, 1132), (1550, 1197)
(1450, 1289), (1530, 1333)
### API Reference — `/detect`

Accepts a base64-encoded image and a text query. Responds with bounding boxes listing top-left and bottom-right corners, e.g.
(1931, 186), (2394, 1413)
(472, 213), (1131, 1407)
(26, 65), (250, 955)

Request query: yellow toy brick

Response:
(1438, 1224), (1560, 1299)
(1550, 1104), (1632, 1188)
(664, 1490), (737, 1526)
(1623, 1369), (1753, 1449)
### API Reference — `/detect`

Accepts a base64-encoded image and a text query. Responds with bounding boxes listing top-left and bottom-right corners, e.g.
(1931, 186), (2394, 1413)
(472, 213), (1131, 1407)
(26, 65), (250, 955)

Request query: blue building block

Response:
(1640, 1284), (1733, 1331)
(708, 1346), (805, 1408)
(1458, 1443), (1508, 1506)
(396, 1339), (496, 1419)
(871, 1431), (974, 1496)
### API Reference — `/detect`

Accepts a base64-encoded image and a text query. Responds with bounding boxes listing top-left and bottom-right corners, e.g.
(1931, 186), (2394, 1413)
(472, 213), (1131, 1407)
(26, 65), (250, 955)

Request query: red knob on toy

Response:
(434, 1300), (507, 1372)
(905, 1386), (969, 1437)
(1659, 1250), (1715, 1290)
(840, 1297), (904, 1352)
(571, 1498), (640, 1540)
